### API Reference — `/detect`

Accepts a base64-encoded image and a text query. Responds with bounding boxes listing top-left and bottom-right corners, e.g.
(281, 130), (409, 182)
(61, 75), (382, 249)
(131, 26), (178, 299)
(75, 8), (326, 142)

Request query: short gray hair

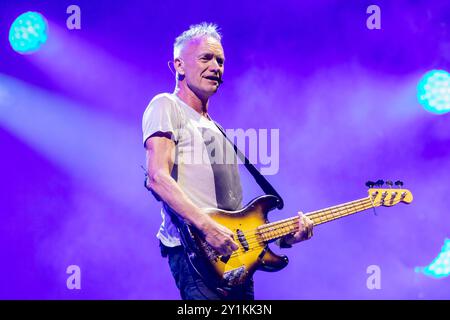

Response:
(173, 22), (222, 59)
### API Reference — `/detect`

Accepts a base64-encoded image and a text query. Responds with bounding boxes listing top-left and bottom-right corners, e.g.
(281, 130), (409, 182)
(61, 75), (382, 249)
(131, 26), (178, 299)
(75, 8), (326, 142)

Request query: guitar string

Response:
(247, 197), (374, 237)
(227, 197), (403, 258)
(236, 197), (374, 243)
(227, 210), (368, 257)
(254, 198), (373, 231)
(229, 198), (375, 256)
(228, 198), (386, 258)
(240, 192), (407, 241)
(241, 197), (383, 245)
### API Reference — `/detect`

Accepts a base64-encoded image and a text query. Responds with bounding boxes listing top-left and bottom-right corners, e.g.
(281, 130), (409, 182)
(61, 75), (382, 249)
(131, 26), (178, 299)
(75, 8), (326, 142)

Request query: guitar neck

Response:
(257, 197), (375, 242)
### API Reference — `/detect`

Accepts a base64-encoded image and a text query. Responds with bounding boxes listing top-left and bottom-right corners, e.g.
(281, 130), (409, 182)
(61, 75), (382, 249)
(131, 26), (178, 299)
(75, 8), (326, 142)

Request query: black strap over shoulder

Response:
(142, 122), (285, 210)
(213, 121), (284, 210)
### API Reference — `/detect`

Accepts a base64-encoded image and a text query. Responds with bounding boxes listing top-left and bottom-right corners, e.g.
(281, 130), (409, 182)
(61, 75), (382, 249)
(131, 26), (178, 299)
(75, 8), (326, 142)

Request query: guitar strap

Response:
(144, 123), (284, 210)
(213, 121), (284, 210)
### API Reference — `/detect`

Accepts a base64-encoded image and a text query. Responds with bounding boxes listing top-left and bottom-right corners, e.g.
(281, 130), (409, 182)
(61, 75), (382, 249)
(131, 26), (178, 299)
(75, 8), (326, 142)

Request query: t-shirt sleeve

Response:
(142, 95), (181, 147)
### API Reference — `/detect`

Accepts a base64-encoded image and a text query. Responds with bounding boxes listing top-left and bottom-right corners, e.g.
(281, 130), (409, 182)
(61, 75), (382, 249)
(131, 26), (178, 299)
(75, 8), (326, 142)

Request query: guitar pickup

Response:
(236, 229), (249, 251)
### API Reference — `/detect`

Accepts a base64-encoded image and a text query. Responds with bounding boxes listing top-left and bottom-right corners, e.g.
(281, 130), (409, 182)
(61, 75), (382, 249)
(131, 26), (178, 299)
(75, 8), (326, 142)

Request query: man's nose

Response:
(209, 60), (222, 73)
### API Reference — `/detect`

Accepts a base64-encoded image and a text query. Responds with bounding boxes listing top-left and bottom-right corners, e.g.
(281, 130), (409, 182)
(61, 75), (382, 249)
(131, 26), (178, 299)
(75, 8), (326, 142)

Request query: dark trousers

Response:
(160, 242), (254, 300)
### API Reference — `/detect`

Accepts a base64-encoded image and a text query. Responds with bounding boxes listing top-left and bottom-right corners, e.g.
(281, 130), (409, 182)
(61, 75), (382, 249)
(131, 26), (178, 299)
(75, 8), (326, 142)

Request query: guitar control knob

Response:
(386, 180), (393, 187)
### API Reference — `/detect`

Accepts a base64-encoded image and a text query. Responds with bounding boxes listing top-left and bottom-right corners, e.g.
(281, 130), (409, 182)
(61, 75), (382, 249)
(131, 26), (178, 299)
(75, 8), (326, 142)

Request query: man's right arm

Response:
(145, 134), (238, 256)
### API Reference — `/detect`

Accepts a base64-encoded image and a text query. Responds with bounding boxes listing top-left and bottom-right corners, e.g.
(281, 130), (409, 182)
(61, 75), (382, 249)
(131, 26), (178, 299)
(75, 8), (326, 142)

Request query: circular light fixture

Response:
(9, 11), (48, 54)
(417, 70), (450, 115)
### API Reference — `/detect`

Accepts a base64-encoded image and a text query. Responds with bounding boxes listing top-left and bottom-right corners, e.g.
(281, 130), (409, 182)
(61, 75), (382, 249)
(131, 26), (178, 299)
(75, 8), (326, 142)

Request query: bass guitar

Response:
(175, 185), (413, 295)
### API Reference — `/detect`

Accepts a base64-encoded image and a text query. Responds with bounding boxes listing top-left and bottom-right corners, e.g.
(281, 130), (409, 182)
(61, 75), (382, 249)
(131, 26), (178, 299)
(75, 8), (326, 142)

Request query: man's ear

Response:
(174, 58), (185, 76)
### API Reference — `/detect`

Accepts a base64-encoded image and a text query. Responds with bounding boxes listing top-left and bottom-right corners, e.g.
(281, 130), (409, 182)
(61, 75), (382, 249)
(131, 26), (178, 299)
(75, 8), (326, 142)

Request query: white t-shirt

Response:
(142, 93), (243, 247)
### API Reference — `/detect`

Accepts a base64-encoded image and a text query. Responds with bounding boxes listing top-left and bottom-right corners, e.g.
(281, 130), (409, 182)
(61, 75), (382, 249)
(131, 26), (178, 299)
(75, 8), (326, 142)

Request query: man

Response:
(142, 22), (313, 300)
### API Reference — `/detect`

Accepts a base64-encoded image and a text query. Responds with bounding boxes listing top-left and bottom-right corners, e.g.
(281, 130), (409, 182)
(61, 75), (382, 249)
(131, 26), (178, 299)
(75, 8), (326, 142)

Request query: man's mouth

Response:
(204, 75), (221, 83)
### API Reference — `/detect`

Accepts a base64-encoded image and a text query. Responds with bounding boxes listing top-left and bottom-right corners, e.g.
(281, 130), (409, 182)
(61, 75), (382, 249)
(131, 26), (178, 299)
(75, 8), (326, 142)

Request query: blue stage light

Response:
(417, 70), (450, 115)
(9, 12), (48, 54)
(415, 239), (450, 278)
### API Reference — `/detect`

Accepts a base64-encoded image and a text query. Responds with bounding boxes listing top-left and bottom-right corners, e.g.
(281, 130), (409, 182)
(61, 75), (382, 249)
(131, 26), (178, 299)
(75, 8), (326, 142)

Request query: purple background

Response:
(0, 0), (449, 299)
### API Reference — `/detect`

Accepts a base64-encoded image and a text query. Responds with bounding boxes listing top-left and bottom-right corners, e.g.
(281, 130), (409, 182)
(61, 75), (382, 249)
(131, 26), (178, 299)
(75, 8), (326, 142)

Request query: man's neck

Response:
(174, 85), (209, 116)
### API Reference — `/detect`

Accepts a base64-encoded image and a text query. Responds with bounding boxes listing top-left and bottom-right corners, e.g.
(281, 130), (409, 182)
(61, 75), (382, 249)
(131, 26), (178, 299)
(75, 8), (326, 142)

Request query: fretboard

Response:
(257, 197), (374, 242)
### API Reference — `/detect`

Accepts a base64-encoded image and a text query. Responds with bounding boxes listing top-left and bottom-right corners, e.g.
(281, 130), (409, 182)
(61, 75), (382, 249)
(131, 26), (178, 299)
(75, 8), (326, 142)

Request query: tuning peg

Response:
(375, 179), (384, 187)
(386, 180), (393, 187)
(395, 180), (404, 187)
(365, 181), (375, 188)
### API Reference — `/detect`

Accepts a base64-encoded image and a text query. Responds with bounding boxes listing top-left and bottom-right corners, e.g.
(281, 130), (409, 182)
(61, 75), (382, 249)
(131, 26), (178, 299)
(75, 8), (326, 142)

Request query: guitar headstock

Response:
(366, 179), (413, 207)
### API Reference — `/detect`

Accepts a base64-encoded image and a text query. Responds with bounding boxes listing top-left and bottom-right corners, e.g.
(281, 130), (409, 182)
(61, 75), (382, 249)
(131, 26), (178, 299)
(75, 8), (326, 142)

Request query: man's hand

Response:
(197, 213), (239, 256)
(282, 212), (314, 246)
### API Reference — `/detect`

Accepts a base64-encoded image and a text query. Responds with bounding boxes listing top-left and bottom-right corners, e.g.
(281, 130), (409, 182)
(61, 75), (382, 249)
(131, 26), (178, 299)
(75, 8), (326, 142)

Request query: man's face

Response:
(178, 36), (225, 99)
